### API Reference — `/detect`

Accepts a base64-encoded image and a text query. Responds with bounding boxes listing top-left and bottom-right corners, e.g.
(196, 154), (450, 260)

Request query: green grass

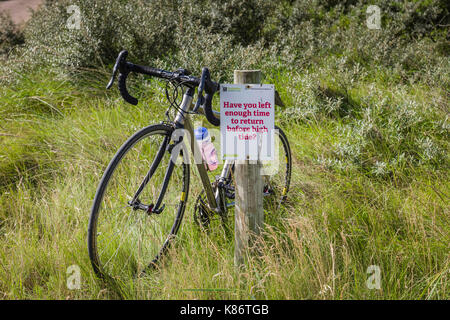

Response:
(0, 65), (448, 300)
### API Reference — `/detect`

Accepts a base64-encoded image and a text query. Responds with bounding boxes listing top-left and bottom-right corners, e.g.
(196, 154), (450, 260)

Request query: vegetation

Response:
(0, 12), (24, 56)
(0, 0), (448, 299)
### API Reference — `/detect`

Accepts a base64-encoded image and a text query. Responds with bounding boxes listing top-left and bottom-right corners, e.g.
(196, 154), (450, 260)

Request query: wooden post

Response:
(234, 70), (264, 268)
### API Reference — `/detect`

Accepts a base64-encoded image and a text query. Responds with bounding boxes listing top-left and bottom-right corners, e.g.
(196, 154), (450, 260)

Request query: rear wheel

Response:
(261, 125), (292, 210)
(88, 124), (189, 282)
(194, 125), (291, 230)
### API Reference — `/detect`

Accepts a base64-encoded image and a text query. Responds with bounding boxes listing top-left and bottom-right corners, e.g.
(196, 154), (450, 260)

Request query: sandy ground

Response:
(0, 0), (43, 25)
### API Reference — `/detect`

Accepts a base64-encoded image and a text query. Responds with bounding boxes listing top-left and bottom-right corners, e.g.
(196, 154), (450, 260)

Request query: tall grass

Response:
(0, 0), (448, 299)
(0, 66), (448, 299)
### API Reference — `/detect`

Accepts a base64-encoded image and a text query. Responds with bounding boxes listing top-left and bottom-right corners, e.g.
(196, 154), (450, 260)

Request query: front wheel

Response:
(88, 123), (189, 282)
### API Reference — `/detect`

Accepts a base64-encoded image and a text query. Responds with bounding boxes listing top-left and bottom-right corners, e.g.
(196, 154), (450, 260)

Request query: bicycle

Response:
(87, 50), (292, 282)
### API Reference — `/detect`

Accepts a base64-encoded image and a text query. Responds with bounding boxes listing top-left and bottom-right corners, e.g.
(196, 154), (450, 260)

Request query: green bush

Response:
(0, 12), (24, 57)
(7, 0), (448, 82)
(2, 0), (448, 175)
(23, 0), (177, 68)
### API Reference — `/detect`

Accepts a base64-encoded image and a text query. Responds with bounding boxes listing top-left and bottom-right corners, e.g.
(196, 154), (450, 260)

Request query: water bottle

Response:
(194, 127), (218, 171)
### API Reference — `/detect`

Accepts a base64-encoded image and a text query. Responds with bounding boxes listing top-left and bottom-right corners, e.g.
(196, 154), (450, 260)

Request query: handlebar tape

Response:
(118, 72), (138, 105)
(203, 92), (220, 126)
(129, 64), (163, 77)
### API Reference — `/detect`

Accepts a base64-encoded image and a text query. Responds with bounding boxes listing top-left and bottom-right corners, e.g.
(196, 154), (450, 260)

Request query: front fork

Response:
(128, 132), (174, 215)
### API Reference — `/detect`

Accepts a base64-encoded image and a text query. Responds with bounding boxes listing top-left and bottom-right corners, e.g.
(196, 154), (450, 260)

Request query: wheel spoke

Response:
(88, 125), (189, 281)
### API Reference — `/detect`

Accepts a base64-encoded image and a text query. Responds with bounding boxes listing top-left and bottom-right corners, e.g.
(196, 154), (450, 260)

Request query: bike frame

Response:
(172, 88), (231, 214)
(133, 87), (276, 215)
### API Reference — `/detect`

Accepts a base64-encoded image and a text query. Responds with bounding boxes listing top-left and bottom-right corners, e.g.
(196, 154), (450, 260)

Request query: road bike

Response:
(87, 50), (292, 281)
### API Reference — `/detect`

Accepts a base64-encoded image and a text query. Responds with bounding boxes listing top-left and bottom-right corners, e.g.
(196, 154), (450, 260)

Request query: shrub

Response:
(0, 12), (24, 57)
(22, 0), (178, 68)
(318, 88), (449, 177)
(6, 0), (447, 82)
(2, 0), (448, 176)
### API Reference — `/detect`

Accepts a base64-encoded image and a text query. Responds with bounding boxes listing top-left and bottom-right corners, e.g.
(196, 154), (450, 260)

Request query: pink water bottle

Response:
(194, 127), (218, 171)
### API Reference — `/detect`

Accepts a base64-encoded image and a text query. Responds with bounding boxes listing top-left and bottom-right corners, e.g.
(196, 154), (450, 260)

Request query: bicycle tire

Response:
(88, 123), (189, 281)
(265, 125), (292, 205)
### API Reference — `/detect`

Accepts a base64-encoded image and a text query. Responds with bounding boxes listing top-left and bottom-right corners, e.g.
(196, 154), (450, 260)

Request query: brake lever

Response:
(192, 68), (208, 113)
(106, 50), (129, 89)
